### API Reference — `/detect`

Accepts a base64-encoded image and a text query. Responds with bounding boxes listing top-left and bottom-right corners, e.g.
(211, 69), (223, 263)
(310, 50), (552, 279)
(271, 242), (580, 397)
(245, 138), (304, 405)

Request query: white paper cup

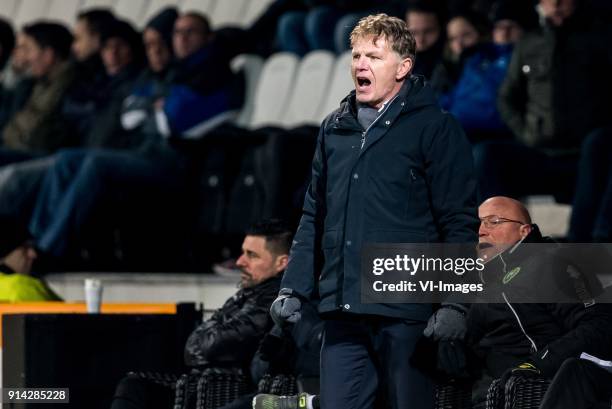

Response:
(84, 278), (103, 313)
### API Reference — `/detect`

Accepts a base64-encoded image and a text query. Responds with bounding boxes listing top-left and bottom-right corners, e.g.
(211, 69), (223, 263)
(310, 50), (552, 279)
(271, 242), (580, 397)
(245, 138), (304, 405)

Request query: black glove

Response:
(270, 288), (302, 327)
(500, 362), (541, 387)
(424, 303), (468, 341)
(437, 340), (468, 377)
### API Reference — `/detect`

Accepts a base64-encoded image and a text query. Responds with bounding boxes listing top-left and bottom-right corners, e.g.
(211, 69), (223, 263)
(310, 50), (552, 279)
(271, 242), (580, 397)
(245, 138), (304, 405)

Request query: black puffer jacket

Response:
(184, 275), (281, 368)
(467, 229), (612, 378)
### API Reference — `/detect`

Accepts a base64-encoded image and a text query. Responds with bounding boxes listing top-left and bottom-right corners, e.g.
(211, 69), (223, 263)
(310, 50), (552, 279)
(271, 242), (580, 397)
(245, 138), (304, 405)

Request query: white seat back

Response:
(281, 50), (335, 127)
(317, 51), (353, 121)
(230, 54), (264, 127)
(114, 0), (148, 26)
(80, 0), (118, 10)
(47, 0), (82, 27)
(180, 0), (216, 16)
(0, 0), (19, 21)
(209, 0), (247, 28)
(248, 52), (298, 129)
(13, 0), (51, 27)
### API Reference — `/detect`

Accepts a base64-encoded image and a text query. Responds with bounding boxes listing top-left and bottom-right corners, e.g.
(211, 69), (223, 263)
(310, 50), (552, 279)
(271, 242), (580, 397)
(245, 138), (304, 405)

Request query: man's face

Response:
(492, 19), (523, 45)
(478, 200), (531, 261)
(173, 16), (207, 60)
(447, 17), (480, 57)
(351, 35), (412, 109)
(72, 19), (100, 61)
(143, 28), (172, 73)
(101, 37), (133, 76)
(540, 0), (576, 27)
(22, 35), (54, 78)
(11, 33), (30, 74)
(235, 235), (286, 288)
(406, 11), (440, 53)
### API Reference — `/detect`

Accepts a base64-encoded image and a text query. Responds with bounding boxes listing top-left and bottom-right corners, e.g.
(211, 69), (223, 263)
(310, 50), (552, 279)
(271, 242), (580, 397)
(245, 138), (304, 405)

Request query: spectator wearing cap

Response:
(440, 0), (530, 143)
(0, 216), (60, 302)
(0, 22), (75, 161)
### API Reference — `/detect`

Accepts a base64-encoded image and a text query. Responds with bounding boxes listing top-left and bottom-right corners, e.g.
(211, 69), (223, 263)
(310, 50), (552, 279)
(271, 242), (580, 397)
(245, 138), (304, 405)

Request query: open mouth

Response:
(357, 76), (371, 89)
(477, 242), (493, 250)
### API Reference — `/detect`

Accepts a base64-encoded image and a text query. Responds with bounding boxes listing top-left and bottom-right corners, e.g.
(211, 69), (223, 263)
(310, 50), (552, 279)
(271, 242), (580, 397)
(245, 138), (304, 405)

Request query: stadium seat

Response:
(0, 0), (19, 21)
(47, 0), (82, 27)
(13, 0), (51, 28)
(80, 0), (118, 10)
(240, 0), (273, 28)
(113, 0), (148, 26)
(317, 50), (354, 122)
(230, 54), (264, 128)
(247, 52), (299, 129)
(209, 0), (247, 28)
(140, 0), (181, 27)
(180, 0), (217, 16)
(280, 50), (335, 128)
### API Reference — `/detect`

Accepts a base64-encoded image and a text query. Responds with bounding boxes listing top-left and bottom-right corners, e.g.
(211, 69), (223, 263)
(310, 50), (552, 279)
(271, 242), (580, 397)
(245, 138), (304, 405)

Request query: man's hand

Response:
(270, 288), (302, 327)
(423, 303), (468, 341)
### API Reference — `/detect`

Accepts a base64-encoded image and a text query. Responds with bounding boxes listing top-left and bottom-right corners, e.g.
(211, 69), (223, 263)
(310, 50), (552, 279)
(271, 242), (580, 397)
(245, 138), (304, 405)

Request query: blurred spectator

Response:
(110, 220), (291, 409)
(430, 9), (489, 96)
(27, 10), (242, 263)
(474, 0), (612, 203)
(405, 0), (446, 79)
(0, 216), (60, 302)
(0, 22), (74, 161)
(0, 17), (16, 82)
(0, 19), (143, 229)
(62, 8), (118, 143)
(0, 30), (34, 132)
(440, 0), (528, 142)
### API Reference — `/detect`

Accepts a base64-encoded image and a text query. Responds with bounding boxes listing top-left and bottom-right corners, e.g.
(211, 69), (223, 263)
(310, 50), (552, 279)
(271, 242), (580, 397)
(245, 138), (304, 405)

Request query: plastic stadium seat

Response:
(80, 0), (118, 10)
(13, 0), (51, 28)
(247, 52), (299, 129)
(114, 0), (148, 26)
(47, 0), (82, 27)
(280, 50), (335, 127)
(0, 0), (19, 21)
(140, 0), (181, 27)
(230, 54), (264, 127)
(181, 0), (217, 16)
(240, 0), (273, 28)
(209, 0), (247, 28)
(317, 50), (354, 122)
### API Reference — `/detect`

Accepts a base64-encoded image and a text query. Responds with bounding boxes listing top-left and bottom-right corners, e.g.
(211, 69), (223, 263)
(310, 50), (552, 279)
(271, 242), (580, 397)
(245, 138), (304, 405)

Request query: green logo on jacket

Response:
(503, 266), (521, 284)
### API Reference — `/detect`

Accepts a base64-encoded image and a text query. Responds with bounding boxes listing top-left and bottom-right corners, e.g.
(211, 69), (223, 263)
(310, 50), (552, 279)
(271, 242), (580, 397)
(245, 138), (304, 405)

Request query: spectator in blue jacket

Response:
(27, 10), (243, 263)
(440, 0), (528, 143)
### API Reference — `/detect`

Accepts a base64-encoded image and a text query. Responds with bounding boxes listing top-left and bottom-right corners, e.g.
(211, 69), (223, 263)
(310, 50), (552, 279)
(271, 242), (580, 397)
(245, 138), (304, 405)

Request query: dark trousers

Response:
(320, 317), (433, 409)
(540, 358), (612, 409)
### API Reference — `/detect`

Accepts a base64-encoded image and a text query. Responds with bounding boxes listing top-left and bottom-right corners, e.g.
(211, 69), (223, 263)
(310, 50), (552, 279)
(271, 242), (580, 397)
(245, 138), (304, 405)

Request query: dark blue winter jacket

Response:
(282, 75), (479, 320)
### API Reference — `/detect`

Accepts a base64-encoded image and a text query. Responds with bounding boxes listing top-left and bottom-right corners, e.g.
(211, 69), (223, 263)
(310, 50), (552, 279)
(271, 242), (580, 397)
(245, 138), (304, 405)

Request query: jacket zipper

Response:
(360, 95), (399, 149)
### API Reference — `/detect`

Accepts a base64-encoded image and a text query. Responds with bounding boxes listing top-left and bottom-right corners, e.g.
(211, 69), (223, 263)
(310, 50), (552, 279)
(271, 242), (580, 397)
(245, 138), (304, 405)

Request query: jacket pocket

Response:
(322, 229), (338, 249)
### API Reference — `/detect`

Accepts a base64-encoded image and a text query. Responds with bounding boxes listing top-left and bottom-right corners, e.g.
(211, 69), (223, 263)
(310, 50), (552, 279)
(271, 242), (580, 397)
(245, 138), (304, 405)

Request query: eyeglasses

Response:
(479, 215), (527, 229)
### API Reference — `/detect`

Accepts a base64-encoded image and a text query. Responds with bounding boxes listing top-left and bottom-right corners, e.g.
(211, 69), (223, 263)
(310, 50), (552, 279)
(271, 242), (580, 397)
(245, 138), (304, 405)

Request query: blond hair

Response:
(350, 13), (416, 60)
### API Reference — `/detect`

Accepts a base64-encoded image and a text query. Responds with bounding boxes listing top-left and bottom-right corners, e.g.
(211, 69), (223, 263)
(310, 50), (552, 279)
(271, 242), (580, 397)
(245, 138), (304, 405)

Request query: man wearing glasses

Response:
(439, 196), (612, 409)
